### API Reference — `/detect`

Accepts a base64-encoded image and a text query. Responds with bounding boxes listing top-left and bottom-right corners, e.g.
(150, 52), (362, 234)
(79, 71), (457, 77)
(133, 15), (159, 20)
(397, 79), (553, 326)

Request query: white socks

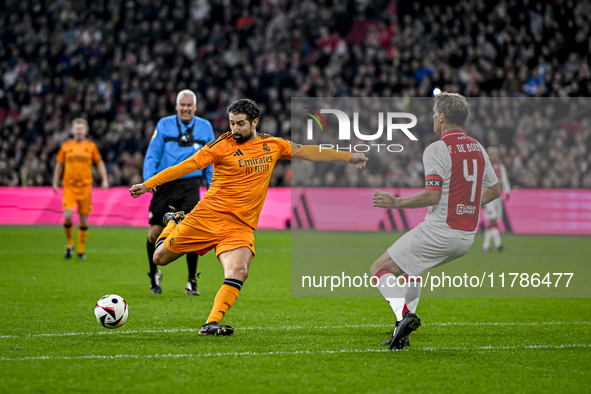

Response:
(376, 270), (422, 321)
(404, 276), (421, 314)
(484, 227), (502, 249)
(491, 227), (502, 248)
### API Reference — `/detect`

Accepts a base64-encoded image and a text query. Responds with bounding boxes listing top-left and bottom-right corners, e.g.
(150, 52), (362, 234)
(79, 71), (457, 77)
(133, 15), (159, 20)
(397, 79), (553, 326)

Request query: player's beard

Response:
(233, 131), (251, 143)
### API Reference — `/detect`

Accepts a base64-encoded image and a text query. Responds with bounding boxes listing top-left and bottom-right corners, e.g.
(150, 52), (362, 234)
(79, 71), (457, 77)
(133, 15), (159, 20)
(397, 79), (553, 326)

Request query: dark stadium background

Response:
(1, 0), (590, 189)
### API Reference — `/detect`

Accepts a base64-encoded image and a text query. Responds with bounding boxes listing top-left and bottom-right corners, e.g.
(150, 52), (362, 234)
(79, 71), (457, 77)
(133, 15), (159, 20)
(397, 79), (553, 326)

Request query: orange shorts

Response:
(164, 205), (255, 258)
(63, 185), (92, 215)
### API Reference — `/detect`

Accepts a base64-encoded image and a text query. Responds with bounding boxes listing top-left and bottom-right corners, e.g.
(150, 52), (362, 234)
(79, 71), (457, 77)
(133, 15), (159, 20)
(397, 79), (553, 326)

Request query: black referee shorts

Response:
(148, 177), (201, 226)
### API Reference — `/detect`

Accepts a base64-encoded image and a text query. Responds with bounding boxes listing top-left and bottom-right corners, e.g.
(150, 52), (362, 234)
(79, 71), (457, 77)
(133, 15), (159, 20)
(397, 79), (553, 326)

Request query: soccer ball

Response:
(94, 294), (129, 329)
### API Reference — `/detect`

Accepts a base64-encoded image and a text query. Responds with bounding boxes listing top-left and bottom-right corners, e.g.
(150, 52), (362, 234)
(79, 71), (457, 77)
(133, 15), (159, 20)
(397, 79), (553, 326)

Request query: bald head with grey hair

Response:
(176, 90), (198, 124)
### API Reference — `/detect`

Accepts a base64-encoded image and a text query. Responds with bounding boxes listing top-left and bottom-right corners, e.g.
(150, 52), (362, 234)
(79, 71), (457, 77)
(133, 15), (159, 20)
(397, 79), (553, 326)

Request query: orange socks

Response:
(64, 222), (74, 247)
(207, 279), (243, 323)
(78, 226), (88, 254)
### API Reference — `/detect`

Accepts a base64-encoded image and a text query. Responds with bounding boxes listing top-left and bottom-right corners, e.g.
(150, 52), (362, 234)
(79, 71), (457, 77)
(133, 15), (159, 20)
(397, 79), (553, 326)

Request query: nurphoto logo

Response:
(303, 107), (418, 153)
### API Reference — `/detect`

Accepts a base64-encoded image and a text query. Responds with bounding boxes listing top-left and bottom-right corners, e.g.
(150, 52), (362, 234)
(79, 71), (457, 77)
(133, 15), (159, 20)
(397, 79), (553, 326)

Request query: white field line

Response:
(0, 321), (589, 340)
(1, 344), (591, 362)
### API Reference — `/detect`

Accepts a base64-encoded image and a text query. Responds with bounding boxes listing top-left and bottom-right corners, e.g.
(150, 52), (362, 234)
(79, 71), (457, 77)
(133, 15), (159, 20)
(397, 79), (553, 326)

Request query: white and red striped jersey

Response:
(422, 129), (498, 234)
(493, 162), (511, 195)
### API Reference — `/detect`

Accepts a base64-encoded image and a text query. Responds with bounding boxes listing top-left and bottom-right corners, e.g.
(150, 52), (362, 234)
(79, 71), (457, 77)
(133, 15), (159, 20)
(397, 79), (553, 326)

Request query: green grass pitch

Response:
(0, 226), (590, 393)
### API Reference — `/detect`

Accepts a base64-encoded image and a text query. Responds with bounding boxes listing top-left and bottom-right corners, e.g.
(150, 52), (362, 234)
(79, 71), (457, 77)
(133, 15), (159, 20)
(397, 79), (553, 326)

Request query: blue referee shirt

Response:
(143, 115), (215, 186)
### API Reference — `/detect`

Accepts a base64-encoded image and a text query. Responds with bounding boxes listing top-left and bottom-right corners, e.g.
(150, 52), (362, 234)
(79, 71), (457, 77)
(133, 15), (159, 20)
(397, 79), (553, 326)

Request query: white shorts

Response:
(483, 198), (503, 221)
(387, 222), (474, 277)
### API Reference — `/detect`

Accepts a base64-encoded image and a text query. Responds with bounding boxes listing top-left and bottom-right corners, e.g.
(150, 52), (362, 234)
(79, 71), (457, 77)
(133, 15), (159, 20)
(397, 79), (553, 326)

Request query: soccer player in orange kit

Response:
(53, 118), (109, 260)
(130, 99), (368, 336)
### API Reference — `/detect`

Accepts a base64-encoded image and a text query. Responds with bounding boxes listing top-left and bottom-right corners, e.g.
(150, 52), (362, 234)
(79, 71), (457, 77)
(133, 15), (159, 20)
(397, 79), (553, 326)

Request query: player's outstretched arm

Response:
(349, 153), (368, 169)
(129, 156), (199, 198)
(291, 144), (368, 168)
(373, 189), (441, 209)
(129, 183), (148, 198)
(480, 183), (501, 206)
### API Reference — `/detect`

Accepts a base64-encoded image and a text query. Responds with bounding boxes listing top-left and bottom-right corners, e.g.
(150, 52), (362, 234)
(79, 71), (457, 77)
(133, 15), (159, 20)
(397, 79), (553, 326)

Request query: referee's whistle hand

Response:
(129, 183), (148, 198)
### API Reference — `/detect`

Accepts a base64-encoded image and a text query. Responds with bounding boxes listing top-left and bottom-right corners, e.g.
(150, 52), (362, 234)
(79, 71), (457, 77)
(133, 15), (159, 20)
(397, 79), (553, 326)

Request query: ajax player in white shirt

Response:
(370, 92), (501, 350)
(482, 146), (511, 252)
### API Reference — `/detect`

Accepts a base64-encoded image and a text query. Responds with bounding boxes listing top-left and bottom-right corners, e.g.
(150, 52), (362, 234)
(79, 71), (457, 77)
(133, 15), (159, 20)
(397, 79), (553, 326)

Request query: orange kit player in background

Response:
(130, 99), (368, 336)
(52, 118), (109, 260)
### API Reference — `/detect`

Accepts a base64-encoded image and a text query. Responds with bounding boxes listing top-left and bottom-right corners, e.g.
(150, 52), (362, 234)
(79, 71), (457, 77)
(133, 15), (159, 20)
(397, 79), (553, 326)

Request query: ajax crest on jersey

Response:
(94, 294), (129, 329)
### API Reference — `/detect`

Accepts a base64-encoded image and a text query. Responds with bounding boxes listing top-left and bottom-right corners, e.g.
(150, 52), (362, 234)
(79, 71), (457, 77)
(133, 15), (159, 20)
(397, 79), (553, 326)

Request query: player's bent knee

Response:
(152, 253), (165, 266)
(153, 256), (171, 266)
(370, 254), (388, 277)
(370, 262), (381, 277)
(64, 210), (74, 222)
(370, 251), (403, 277)
(370, 260), (391, 277)
(228, 267), (249, 281)
(153, 246), (183, 266)
(153, 250), (171, 266)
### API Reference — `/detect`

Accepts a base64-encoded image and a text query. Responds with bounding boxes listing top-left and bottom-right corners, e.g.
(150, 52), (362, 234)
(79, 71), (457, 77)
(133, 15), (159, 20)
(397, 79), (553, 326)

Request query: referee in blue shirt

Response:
(144, 90), (214, 295)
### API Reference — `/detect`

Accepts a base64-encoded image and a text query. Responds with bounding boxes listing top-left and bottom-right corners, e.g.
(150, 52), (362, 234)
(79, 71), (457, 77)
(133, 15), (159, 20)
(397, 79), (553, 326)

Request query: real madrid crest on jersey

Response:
(262, 143), (270, 152)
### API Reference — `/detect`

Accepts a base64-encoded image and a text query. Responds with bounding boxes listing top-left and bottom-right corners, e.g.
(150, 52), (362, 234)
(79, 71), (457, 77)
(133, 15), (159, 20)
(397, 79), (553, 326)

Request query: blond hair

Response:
(71, 118), (89, 131)
(434, 92), (470, 127)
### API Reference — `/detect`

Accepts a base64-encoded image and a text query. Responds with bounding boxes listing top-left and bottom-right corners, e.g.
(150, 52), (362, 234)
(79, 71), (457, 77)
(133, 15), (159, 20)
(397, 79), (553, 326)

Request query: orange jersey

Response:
(57, 139), (103, 187)
(144, 132), (351, 229)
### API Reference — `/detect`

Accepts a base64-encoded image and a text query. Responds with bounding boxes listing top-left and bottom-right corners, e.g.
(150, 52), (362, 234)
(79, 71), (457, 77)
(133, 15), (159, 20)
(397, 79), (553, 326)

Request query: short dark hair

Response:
(227, 98), (260, 122)
(434, 92), (470, 127)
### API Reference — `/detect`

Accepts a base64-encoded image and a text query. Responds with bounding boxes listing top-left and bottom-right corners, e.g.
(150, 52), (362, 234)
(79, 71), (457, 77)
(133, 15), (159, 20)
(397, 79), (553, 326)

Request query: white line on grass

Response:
(1, 344), (590, 362)
(0, 321), (589, 340)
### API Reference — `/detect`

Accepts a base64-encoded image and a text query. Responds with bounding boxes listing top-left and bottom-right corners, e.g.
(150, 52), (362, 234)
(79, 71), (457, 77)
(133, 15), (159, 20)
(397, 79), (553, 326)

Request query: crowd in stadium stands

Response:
(291, 96), (591, 189)
(0, 0), (590, 189)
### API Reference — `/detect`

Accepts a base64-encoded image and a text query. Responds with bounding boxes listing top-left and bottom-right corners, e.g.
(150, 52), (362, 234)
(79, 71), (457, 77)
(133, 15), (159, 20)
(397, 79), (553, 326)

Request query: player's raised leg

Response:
(152, 210), (188, 266)
(198, 247), (252, 336)
(152, 226), (184, 267)
(153, 245), (184, 266)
